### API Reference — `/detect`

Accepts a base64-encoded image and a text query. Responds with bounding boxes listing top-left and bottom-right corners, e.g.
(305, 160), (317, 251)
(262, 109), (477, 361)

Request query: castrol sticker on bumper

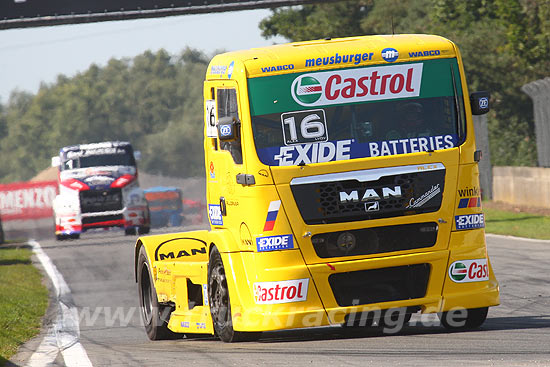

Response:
(448, 259), (489, 283)
(253, 278), (309, 304)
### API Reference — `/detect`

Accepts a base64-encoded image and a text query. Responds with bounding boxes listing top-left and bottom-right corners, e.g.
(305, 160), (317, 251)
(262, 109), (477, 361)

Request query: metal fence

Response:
(522, 77), (550, 167)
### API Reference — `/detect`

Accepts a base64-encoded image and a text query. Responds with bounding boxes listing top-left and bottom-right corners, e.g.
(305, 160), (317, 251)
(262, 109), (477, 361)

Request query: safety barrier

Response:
(493, 166), (550, 208)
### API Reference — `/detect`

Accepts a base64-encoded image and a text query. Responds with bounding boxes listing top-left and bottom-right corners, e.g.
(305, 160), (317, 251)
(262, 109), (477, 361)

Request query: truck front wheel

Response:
(138, 226), (150, 235)
(137, 246), (179, 340)
(208, 246), (260, 342)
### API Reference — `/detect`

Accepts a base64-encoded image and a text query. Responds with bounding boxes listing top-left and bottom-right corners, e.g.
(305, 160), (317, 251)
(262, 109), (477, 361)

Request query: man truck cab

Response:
(135, 34), (498, 342)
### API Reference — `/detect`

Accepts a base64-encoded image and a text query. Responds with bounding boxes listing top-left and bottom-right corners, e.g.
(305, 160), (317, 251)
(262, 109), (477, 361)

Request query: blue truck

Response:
(144, 187), (184, 228)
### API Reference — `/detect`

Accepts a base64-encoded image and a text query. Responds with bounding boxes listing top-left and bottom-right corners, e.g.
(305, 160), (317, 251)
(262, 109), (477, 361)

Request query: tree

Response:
(0, 48), (210, 183)
(260, 1), (373, 41)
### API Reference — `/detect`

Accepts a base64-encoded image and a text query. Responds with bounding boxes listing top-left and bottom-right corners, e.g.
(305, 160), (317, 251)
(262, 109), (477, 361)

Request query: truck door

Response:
(204, 81), (250, 245)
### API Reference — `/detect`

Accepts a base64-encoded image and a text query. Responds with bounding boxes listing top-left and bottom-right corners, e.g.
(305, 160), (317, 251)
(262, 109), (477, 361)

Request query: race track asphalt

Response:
(10, 230), (550, 366)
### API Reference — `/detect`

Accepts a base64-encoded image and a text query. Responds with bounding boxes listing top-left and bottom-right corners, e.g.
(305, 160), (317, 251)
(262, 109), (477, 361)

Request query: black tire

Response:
(125, 227), (136, 236)
(138, 226), (150, 235)
(208, 246), (261, 342)
(137, 246), (180, 340)
(70, 233), (80, 240)
(439, 307), (488, 330)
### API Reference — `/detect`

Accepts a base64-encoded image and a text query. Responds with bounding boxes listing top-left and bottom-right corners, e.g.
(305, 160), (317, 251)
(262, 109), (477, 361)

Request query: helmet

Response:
(400, 103), (423, 125)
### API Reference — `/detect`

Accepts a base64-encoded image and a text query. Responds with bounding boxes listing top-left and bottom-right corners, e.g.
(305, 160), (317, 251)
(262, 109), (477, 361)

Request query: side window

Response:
(62, 159), (76, 170)
(217, 88), (243, 164)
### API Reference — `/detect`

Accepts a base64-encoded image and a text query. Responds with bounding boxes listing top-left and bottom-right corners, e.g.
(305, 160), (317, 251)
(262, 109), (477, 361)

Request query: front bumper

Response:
(223, 231), (499, 332)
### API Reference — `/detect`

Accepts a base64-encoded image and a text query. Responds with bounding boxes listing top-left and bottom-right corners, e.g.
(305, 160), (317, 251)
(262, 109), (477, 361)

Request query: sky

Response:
(0, 9), (287, 103)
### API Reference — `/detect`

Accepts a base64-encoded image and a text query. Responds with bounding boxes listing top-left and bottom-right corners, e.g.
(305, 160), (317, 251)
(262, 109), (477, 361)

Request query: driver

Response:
(386, 102), (432, 140)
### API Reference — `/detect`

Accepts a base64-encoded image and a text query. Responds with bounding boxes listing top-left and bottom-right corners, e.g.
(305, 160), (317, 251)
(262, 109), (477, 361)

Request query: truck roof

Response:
(144, 186), (182, 193)
(60, 141), (132, 153)
(206, 34), (457, 80)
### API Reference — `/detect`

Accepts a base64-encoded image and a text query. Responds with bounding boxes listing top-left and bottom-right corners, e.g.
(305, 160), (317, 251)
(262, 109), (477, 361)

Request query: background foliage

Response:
(1, 0), (548, 182)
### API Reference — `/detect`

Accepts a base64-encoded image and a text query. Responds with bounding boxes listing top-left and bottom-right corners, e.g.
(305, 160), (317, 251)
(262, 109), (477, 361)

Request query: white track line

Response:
(27, 240), (93, 367)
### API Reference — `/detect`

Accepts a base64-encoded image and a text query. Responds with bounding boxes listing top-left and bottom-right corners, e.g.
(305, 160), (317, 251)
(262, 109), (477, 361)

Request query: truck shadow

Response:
(252, 315), (550, 343)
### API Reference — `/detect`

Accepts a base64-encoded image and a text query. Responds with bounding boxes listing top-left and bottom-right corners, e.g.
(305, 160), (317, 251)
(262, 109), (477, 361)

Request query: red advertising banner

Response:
(0, 181), (58, 220)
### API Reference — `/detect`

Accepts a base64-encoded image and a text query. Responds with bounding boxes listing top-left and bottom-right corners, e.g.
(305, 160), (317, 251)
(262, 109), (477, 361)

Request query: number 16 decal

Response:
(281, 109), (328, 145)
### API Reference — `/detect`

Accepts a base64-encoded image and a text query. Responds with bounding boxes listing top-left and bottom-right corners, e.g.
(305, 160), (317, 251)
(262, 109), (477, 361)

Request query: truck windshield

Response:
(248, 58), (465, 166)
(61, 147), (135, 170)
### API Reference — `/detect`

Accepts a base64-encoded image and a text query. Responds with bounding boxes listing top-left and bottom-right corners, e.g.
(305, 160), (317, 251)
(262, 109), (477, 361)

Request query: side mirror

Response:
(470, 91), (490, 115)
(134, 150), (142, 161)
(51, 156), (61, 167)
(217, 116), (240, 141)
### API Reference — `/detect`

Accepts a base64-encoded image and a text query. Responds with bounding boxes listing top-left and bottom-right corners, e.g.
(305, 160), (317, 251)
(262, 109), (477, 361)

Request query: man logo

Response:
(381, 48), (399, 62)
(292, 76), (323, 104)
(365, 201), (380, 212)
(339, 186), (402, 203)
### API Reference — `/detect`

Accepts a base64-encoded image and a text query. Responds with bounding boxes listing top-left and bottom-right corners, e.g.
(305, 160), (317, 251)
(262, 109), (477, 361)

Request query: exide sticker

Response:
(291, 63), (423, 107)
(256, 234), (294, 252)
(448, 259), (489, 283)
(253, 278), (309, 304)
(262, 134), (457, 166)
(455, 213), (485, 230)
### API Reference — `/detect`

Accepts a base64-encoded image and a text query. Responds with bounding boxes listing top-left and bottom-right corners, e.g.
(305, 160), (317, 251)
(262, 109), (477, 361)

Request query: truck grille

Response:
(291, 166), (445, 225)
(311, 222), (438, 258)
(80, 188), (123, 213)
(329, 264), (430, 307)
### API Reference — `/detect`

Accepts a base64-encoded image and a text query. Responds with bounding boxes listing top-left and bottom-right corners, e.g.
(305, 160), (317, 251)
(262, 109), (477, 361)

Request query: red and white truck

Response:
(52, 141), (150, 240)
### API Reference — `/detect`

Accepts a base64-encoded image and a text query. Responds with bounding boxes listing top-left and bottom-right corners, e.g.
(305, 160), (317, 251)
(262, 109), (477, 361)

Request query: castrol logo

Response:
(448, 259), (489, 283)
(291, 63), (423, 107)
(253, 278), (309, 304)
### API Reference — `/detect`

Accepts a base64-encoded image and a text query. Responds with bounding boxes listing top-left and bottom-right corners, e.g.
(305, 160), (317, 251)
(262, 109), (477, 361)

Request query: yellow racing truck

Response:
(135, 34), (499, 342)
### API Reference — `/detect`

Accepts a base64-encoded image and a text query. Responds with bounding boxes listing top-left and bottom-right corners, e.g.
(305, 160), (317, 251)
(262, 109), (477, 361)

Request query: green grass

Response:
(0, 245), (48, 363)
(484, 207), (550, 240)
